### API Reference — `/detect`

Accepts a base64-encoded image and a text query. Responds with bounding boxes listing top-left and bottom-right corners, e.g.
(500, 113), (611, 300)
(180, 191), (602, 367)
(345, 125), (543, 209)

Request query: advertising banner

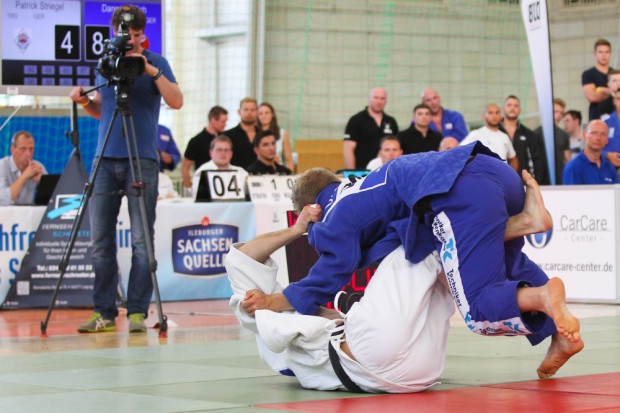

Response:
(521, 0), (556, 183)
(2, 151), (94, 308)
(118, 200), (256, 301)
(523, 186), (618, 302)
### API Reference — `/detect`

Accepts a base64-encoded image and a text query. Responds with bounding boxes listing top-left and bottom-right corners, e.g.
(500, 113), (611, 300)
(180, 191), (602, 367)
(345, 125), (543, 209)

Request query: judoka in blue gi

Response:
(241, 142), (583, 382)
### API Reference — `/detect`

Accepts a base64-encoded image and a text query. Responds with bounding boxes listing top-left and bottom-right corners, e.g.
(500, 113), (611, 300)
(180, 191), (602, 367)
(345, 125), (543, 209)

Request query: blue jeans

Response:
(89, 157), (159, 319)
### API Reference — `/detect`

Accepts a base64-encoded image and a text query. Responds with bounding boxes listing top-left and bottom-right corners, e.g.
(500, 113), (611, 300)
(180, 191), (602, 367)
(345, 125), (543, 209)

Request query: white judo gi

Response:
(225, 243), (455, 393)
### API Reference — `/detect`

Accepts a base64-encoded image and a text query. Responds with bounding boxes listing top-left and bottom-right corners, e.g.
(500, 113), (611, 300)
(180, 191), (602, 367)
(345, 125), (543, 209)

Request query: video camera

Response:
(96, 9), (145, 80)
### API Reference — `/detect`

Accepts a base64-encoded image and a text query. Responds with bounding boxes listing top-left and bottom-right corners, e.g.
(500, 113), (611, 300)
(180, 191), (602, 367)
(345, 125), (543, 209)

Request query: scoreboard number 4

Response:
(55, 25), (80, 60)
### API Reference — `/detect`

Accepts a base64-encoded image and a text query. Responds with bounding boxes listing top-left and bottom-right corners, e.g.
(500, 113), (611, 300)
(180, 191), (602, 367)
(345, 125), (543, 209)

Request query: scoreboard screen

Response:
(0, 0), (163, 96)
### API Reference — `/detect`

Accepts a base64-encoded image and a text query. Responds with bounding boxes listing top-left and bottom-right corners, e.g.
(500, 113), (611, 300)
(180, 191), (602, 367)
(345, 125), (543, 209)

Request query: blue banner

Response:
(172, 224), (238, 276)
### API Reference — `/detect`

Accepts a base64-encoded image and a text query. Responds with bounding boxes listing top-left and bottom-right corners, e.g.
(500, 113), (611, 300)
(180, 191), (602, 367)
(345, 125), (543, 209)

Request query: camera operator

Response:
(69, 4), (183, 334)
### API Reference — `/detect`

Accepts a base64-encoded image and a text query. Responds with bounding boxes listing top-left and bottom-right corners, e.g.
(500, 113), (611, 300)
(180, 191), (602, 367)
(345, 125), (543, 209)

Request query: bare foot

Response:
(522, 170), (552, 234)
(537, 333), (584, 379)
(541, 277), (581, 343)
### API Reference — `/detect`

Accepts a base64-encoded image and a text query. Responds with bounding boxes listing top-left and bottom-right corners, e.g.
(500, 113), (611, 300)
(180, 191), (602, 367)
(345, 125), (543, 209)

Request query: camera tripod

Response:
(41, 78), (168, 338)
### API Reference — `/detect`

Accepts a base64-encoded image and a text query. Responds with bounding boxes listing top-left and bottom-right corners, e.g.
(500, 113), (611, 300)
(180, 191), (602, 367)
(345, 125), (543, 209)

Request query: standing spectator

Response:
(157, 124), (180, 172)
(421, 88), (469, 142)
(602, 95), (620, 174)
(397, 104), (442, 154)
(365, 135), (403, 170)
(460, 104), (518, 171)
(226, 97), (260, 169)
(0, 130), (47, 205)
(258, 102), (295, 172)
(191, 135), (248, 199)
(343, 87), (398, 169)
(596, 69), (620, 118)
(181, 106), (228, 191)
(582, 38), (613, 121)
(535, 98), (570, 185)
(500, 95), (550, 184)
(564, 110), (584, 160)
(563, 120), (619, 185)
(69, 5), (183, 333)
(246, 130), (292, 175)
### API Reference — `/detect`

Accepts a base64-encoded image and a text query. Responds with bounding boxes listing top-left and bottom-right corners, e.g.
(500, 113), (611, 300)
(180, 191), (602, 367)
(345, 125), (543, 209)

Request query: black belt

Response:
(328, 341), (366, 393)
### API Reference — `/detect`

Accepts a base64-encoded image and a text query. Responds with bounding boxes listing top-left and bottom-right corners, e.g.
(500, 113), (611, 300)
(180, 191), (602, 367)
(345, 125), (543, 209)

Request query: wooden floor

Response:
(0, 301), (619, 412)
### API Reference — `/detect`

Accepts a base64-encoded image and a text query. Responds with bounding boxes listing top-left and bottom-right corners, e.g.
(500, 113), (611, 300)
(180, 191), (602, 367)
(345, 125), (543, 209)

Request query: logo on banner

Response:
(526, 228), (553, 249)
(47, 195), (84, 220)
(526, 0), (542, 29)
(172, 223), (238, 276)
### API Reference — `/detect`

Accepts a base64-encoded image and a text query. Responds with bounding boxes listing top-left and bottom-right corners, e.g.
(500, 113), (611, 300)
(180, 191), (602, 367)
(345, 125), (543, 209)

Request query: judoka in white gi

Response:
(225, 205), (455, 393)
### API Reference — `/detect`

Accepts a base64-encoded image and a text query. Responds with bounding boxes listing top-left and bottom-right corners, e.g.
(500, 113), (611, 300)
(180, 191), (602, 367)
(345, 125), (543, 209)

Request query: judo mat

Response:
(256, 373), (620, 412)
(0, 301), (618, 413)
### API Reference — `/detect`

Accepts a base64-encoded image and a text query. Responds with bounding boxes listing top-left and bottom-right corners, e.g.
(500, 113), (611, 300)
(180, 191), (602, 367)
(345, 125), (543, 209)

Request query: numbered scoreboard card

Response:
(247, 175), (296, 204)
(195, 170), (247, 202)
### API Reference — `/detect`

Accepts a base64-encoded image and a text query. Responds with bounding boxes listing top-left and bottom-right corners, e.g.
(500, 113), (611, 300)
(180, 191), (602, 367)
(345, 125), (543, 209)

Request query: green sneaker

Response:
(77, 312), (116, 333)
(128, 313), (147, 333)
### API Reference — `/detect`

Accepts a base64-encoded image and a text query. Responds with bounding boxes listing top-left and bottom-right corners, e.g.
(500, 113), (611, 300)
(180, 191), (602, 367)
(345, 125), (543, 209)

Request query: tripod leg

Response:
(121, 114), (168, 337)
(41, 110), (121, 336)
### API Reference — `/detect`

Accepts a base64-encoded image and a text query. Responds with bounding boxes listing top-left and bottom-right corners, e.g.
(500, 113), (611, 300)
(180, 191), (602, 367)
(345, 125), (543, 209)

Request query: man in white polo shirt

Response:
(461, 103), (519, 172)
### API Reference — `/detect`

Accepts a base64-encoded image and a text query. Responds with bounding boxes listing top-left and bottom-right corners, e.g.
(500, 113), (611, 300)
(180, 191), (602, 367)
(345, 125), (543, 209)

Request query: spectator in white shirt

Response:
(461, 104), (518, 171)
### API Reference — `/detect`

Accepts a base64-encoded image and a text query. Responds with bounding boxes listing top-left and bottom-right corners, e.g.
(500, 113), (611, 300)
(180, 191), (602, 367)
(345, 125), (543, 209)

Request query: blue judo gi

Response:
(282, 142), (556, 346)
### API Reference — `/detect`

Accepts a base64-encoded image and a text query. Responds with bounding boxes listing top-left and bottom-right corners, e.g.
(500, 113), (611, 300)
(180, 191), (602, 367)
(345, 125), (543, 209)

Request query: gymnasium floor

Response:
(0, 300), (619, 413)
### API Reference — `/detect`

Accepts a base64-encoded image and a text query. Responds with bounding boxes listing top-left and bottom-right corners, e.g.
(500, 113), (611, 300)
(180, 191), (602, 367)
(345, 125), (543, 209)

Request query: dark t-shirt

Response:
(184, 128), (216, 169)
(246, 160), (292, 175)
(535, 125), (569, 185)
(582, 66), (612, 121)
(500, 123), (550, 185)
(397, 126), (442, 154)
(344, 107), (399, 169)
(599, 95), (615, 119)
(226, 124), (259, 169)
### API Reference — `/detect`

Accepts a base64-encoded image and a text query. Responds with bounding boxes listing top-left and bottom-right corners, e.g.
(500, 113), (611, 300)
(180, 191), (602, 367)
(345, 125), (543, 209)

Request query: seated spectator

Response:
(564, 110), (584, 160)
(181, 106), (229, 192)
(246, 130), (292, 175)
(439, 137), (459, 151)
(563, 120), (619, 185)
(398, 104), (442, 154)
(421, 88), (468, 141)
(366, 135), (403, 170)
(158, 172), (179, 199)
(157, 124), (181, 172)
(460, 104), (518, 171)
(258, 103), (295, 172)
(0, 130), (47, 205)
(192, 135), (248, 199)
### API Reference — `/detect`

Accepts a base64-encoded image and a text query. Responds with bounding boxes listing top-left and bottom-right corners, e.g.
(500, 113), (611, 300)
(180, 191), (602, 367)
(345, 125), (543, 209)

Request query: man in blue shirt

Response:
(602, 95), (620, 176)
(421, 88), (468, 142)
(157, 124), (181, 172)
(563, 120), (619, 185)
(69, 5), (183, 334)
